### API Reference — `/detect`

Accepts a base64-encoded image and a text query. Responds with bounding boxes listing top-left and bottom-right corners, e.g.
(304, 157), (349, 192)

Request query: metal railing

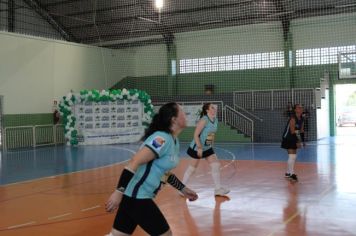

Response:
(154, 101), (225, 122)
(224, 105), (254, 142)
(233, 88), (316, 111)
(3, 124), (65, 150)
(234, 104), (263, 122)
(154, 101), (254, 141)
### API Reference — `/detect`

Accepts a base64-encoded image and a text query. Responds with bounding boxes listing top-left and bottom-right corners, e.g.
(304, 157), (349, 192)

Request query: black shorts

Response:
(113, 195), (169, 235)
(281, 136), (298, 150)
(187, 146), (215, 159)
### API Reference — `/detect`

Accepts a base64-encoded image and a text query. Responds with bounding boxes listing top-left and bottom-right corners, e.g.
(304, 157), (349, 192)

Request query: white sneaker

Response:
(214, 187), (230, 196)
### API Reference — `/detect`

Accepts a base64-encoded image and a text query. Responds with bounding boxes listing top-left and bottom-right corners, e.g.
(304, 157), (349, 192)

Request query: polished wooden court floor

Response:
(1, 135), (356, 236)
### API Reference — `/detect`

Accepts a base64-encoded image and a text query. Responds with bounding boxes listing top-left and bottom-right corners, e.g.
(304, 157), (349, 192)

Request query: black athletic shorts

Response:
(113, 195), (169, 235)
(281, 135), (298, 149)
(187, 146), (215, 159)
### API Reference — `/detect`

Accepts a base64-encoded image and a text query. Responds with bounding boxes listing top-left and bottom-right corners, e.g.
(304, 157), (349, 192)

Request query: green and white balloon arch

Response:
(58, 88), (154, 145)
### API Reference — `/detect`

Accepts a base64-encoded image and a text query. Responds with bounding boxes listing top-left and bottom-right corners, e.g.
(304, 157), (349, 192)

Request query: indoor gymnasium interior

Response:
(1, 0), (356, 235)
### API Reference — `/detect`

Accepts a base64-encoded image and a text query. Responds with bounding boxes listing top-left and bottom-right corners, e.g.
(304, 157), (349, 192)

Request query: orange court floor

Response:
(0, 137), (355, 236)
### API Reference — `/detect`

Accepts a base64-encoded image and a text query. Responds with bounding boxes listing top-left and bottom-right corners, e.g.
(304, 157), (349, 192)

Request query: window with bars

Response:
(179, 51), (285, 74)
(296, 45), (356, 66)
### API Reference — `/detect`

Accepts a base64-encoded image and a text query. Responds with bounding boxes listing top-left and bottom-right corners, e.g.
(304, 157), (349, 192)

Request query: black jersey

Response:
(281, 115), (304, 149)
(282, 115), (304, 139)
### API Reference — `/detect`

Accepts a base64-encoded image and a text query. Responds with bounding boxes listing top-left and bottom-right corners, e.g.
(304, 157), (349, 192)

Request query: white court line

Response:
(192, 146), (237, 178)
(48, 212), (72, 220)
(81, 205), (101, 212)
(214, 146), (237, 162)
(109, 146), (137, 155)
(7, 221), (36, 229)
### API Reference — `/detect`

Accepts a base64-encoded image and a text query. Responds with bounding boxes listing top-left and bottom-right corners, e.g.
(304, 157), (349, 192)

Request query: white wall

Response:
(0, 32), (132, 114)
(2, 12), (356, 115)
(115, 22), (285, 77)
(130, 44), (167, 77)
(175, 22), (285, 59)
(291, 13), (356, 49)
(173, 14), (356, 59)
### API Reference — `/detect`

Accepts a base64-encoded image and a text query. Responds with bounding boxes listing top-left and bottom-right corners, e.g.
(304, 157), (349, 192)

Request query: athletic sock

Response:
(210, 162), (221, 189)
(182, 165), (196, 185)
(287, 154), (297, 174)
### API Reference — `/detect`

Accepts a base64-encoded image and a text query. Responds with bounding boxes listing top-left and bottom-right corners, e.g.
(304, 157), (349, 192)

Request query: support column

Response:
(8, 0), (14, 32)
(282, 19), (293, 89)
(164, 33), (177, 96)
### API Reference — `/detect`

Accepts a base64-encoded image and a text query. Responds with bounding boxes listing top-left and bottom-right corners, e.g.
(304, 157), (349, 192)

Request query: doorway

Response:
(335, 84), (356, 136)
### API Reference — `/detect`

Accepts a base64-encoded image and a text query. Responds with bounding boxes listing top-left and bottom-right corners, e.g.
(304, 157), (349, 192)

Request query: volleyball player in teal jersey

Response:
(182, 103), (230, 196)
(105, 102), (198, 236)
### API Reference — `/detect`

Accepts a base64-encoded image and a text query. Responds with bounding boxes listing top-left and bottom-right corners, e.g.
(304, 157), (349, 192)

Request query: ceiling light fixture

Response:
(138, 16), (159, 24)
(155, 0), (163, 10)
(199, 20), (223, 25)
(155, 0), (163, 23)
(130, 29), (150, 33)
(335, 3), (356, 8)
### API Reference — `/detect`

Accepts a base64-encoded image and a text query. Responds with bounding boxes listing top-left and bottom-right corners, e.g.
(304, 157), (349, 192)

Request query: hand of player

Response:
(181, 187), (198, 201)
(197, 148), (203, 158)
(105, 190), (123, 212)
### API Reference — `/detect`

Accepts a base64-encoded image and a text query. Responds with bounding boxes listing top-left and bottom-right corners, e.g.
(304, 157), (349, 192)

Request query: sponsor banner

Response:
(80, 127), (144, 145)
(183, 105), (202, 127)
(74, 99), (143, 144)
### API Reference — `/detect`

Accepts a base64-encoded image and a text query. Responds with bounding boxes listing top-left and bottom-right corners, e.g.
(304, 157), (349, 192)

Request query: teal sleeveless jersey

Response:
(189, 115), (218, 151)
(125, 131), (180, 199)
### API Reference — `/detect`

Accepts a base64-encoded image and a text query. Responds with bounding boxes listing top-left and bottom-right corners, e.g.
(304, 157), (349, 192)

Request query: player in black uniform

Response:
(281, 104), (305, 182)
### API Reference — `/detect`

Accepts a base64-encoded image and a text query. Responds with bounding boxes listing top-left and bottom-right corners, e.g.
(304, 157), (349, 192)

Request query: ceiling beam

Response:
(79, 13), (268, 43)
(22, 0), (77, 42)
(41, 0), (80, 8)
(65, 0), (253, 22)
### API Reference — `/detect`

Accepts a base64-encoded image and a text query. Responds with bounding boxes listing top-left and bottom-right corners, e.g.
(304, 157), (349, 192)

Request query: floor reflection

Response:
(283, 184), (307, 236)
